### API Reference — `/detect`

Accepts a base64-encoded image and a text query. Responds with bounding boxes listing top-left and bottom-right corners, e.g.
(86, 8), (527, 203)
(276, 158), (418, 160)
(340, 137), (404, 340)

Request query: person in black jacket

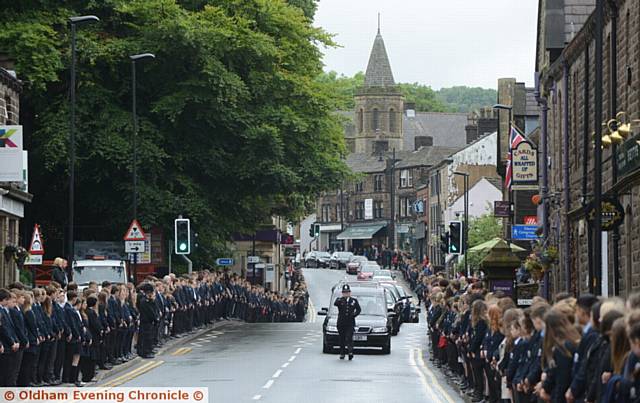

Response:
(566, 294), (600, 403)
(63, 291), (84, 387)
(333, 284), (361, 361)
(523, 302), (549, 397)
(39, 294), (57, 385)
(18, 292), (41, 386)
(10, 290), (29, 386)
(52, 286), (70, 385)
(0, 290), (22, 386)
(468, 299), (488, 402)
(137, 283), (159, 359)
(540, 309), (581, 403)
(51, 258), (68, 289)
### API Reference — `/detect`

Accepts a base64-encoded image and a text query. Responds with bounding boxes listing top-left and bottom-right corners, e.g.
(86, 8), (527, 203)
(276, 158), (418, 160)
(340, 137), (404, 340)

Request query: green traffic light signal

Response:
(174, 218), (191, 255)
(179, 242), (187, 251)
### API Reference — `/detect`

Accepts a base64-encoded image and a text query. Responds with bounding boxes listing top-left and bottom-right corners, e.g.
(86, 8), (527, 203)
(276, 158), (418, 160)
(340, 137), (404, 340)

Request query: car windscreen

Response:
(373, 270), (391, 277)
(336, 252), (352, 258)
(316, 252), (331, 258)
(329, 293), (387, 316)
(72, 265), (126, 285)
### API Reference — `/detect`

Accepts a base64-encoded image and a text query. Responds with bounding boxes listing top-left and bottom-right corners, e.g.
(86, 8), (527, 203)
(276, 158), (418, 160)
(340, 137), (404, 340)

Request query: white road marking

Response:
(409, 348), (440, 402)
(263, 380), (274, 389)
(294, 347), (302, 354)
(201, 339), (212, 343)
(273, 369), (282, 378)
(416, 348), (457, 403)
(288, 355), (296, 362)
(252, 395), (261, 400)
(190, 342), (202, 347)
(281, 362), (290, 368)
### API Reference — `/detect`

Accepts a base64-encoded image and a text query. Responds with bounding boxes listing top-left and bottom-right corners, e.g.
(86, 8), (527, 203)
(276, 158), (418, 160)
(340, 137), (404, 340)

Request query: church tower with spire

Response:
(354, 25), (404, 154)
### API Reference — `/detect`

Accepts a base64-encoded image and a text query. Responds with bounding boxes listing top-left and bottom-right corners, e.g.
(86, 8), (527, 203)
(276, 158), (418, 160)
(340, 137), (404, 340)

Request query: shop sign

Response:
(512, 140), (538, 190)
(586, 196), (625, 231)
(616, 133), (640, 178)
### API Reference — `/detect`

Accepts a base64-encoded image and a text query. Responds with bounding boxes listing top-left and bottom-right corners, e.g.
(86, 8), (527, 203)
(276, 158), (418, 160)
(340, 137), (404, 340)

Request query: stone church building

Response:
(315, 28), (470, 255)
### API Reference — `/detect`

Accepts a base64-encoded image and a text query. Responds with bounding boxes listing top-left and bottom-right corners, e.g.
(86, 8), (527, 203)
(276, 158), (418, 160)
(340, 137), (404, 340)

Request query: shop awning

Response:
(337, 224), (386, 240)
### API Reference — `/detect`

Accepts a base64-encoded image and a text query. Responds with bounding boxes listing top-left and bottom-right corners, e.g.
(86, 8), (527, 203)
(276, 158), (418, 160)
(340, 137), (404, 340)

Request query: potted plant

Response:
(524, 242), (558, 282)
(3, 245), (30, 269)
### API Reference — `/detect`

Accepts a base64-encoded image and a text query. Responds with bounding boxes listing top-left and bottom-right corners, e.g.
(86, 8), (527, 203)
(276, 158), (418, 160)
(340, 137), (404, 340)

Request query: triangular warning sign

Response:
(124, 219), (146, 241)
(29, 224), (44, 255)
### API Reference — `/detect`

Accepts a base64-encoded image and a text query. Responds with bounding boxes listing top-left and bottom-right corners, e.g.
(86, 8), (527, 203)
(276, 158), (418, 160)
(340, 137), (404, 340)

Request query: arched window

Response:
(358, 109), (364, 133)
(389, 108), (396, 133)
(372, 108), (379, 131)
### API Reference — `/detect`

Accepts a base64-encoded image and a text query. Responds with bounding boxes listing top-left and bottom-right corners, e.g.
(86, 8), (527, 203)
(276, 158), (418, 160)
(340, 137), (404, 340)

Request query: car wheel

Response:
(381, 338), (391, 354)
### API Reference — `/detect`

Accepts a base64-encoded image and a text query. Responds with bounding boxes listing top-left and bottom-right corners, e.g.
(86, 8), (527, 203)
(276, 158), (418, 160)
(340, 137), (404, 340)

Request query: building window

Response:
(372, 108), (379, 131)
(355, 202), (365, 220)
(374, 175), (384, 192)
(354, 181), (364, 192)
(374, 201), (384, 218)
(358, 109), (364, 133)
(389, 108), (396, 133)
(321, 204), (331, 223)
(400, 197), (413, 217)
(335, 203), (342, 222)
(400, 169), (413, 188)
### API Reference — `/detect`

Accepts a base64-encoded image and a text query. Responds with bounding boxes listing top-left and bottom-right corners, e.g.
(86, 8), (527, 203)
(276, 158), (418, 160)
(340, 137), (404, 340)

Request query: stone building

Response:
(315, 28), (468, 254)
(0, 66), (32, 287)
(537, 0), (640, 296)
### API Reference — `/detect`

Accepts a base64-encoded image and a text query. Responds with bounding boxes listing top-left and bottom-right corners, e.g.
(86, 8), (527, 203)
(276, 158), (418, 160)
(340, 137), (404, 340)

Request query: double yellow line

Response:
(172, 347), (192, 356)
(307, 298), (317, 323)
(411, 348), (457, 403)
(102, 360), (164, 388)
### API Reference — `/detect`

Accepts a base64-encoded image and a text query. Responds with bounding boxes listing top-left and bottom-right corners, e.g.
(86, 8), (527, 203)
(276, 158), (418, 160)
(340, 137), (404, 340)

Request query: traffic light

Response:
(314, 223), (320, 237)
(439, 232), (449, 254)
(309, 222), (316, 238)
(449, 221), (463, 255)
(174, 218), (191, 254)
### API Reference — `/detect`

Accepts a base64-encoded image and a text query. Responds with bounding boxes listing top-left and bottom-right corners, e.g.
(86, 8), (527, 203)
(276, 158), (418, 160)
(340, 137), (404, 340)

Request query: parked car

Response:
(329, 251), (354, 269)
(318, 282), (393, 354)
(357, 261), (380, 280)
(346, 255), (368, 275)
(305, 251), (331, 268)
(395, 285), (420, 323)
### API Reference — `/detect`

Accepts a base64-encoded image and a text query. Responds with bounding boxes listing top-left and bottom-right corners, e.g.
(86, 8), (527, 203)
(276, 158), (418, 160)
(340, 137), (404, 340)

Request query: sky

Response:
(313, 0), (539, 90)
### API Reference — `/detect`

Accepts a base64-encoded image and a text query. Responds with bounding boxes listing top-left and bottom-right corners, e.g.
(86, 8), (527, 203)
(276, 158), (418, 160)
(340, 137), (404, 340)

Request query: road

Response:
(98, 268), (462, 403)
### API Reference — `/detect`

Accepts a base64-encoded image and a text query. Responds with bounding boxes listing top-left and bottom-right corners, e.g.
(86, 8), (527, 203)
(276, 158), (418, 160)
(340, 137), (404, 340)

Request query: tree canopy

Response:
(1, 0), (345, 262)
(316, 71), (496, 113)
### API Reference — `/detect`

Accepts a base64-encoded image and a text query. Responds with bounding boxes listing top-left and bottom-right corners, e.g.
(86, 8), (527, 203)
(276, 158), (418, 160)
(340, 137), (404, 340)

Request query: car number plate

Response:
(353, 335), (367, 341)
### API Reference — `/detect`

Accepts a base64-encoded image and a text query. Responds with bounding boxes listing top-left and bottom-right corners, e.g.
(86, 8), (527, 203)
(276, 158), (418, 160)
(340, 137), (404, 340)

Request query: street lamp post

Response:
(454, 172), (469, 277)
(68, 15), (99, 264)
(129, 53), (155, 284)
(129, 53), (155, 220)
(493, 104), (514, 240)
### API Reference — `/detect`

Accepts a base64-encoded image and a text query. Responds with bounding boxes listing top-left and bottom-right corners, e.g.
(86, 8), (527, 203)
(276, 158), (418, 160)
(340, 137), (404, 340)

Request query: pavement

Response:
(95, 268), (464, 403)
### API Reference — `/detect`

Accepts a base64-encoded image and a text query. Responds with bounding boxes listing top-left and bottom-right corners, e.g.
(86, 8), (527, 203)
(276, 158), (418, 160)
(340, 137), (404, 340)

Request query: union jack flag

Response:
(504, 125), (525, 189)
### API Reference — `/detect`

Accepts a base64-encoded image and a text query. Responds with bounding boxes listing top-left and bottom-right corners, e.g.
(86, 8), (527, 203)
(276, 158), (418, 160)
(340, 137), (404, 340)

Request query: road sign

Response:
(494, 201), (511, 217)
(24, 255), (43, 265)
(124, 219), (146, 241)
(125, 240), (145, 253)
(524, 216), (538, 225)
(29, 224), (44, 255)
(247, 256), (260, 264)
(511, 225), (539, 240)
(215, 258), (234, 266)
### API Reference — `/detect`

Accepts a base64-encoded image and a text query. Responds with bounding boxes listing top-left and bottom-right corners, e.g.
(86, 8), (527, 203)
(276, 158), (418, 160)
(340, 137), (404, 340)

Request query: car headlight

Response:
(372, 327), (388, 333)
(326, 325), (338, 332)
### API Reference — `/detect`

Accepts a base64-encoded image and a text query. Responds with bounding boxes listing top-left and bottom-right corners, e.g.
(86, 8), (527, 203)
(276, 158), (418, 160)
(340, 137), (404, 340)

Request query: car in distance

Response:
(357, 261), (380, 280)
(372, 269), (395, 282)
(318, 283), (392, 354)
(329, 251), (354, 269)
(305, 251), (331, 268)
(346, 255), (368, 275)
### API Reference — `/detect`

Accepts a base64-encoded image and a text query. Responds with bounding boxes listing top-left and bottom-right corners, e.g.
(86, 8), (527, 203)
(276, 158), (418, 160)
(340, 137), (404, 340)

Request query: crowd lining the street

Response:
(399, 258), (640, 403)
(0, 261), (308, 387)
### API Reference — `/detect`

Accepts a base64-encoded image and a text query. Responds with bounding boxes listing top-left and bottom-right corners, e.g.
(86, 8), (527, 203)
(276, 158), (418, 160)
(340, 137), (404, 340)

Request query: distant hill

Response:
(317, 71), (496, 113)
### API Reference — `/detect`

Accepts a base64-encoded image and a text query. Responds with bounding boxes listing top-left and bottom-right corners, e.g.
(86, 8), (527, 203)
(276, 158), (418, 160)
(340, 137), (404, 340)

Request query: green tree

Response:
(456, 213), (503, 274)
(436, 86), (497, 113)
(398, 82), (450, 112)
(1, 0), (347, 264)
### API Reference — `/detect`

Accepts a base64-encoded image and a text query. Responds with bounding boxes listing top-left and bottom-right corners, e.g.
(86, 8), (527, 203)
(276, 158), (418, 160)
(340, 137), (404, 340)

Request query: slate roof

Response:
(364, 30), (395, 87)
(403, 112), (468, 150)
(525, 88), (538, 117)
(564, 0), (595, 43)
(346, 146), (461, 174)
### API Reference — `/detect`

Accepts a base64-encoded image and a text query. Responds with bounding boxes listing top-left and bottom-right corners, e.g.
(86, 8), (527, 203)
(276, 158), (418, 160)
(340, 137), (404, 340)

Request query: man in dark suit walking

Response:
(333, 284), (361, 361)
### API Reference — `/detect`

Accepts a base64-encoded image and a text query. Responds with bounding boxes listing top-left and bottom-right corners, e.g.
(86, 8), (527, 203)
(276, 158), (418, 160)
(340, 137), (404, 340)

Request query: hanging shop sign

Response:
(511, 140), (539, 190)
(586, 196), (625, 231)
(616, 133), (640, 179)
(494, 201), (511, 217)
